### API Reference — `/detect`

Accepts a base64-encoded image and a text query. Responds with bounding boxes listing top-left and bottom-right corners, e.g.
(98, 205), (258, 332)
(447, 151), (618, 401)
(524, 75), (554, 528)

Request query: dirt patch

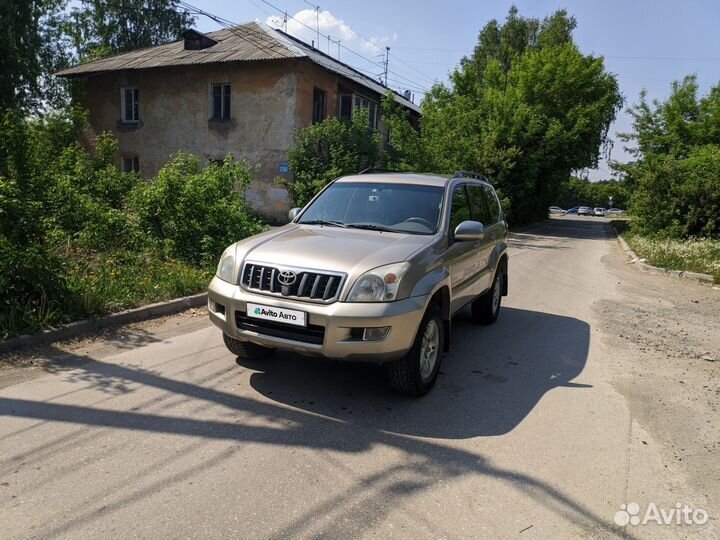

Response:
(595, 247), (720, 514)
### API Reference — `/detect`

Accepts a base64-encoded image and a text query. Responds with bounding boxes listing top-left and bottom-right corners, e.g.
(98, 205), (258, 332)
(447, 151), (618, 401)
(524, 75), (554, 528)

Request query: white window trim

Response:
(120, 87), (139, 123)
(209, 83), (231, 120)
(352, 93), (378, 128)
(120, 155), (139, 173)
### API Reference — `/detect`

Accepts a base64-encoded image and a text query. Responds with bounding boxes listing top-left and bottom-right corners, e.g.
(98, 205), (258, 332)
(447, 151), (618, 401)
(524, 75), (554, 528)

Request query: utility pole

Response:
(315, 6), (320, 49)
(383, 47), (390, 86)
(282, 11), (287, 32)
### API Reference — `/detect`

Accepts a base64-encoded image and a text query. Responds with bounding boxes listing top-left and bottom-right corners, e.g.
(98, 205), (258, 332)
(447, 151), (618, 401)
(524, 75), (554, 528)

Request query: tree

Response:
(283, 111), (381, 207)
(0, 0), (70, 112)
(384, 6), (622, 224)
(67, 0), (195, 60)
(615, 76), (720, 237)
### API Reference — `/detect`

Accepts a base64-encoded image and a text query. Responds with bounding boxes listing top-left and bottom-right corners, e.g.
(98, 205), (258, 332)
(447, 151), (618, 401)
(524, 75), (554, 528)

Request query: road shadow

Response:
(0, 306), (632, 539)
(512, 218), (613, 241)
(242, 307), (591, 439)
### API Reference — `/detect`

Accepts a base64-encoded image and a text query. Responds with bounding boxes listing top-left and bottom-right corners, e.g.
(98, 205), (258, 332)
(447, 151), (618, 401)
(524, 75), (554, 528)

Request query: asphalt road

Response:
(1, 216), (718, 539)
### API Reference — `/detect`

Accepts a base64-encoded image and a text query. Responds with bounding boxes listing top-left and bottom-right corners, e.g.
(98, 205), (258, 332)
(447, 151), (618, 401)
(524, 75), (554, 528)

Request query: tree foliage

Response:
(284, 111), (381, 207)
(0, 0), (70, 112)
(616, 76), (720, 238)
(384, 6), (622, 224)
(0, 110), (259, 337)
(67, 0), (195, 60)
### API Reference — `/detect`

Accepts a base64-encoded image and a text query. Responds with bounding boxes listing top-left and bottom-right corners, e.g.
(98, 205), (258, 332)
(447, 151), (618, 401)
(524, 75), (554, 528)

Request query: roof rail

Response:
(357, 167), (399, 174)
(452, 170), (490, 183)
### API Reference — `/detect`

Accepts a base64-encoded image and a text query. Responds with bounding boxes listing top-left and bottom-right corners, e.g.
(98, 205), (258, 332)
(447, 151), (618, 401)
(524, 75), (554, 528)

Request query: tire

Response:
(223, 333), (274, 359)
(388, 306), (444, 396)
(471, 270), (503, 325)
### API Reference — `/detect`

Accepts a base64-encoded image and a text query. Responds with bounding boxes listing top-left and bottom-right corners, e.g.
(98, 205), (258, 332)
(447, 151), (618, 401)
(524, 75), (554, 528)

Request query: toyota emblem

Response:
(278, 270), (297, 286)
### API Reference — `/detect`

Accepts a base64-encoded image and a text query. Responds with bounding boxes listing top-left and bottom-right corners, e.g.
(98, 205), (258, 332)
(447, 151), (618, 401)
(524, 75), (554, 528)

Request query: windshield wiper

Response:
(299, 219), (347, 228)
(346, 223), (397, 233)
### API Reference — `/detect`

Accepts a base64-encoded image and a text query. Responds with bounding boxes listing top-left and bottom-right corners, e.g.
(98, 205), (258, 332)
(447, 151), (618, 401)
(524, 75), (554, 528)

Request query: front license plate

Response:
(246, 302), (307, 327)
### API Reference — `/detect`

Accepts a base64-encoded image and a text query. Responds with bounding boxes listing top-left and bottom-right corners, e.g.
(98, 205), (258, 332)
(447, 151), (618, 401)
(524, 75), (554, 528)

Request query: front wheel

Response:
(471, 270), (503, 325)
(388, 306), (444, 396)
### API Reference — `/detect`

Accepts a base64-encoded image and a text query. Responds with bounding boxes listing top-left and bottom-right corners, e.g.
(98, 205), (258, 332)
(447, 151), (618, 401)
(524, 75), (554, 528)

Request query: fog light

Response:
(210, 300), (225, 316)
(362, 327), (390, 341)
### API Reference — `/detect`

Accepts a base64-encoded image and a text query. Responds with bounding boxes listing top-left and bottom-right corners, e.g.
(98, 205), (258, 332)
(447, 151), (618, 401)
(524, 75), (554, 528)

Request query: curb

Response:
(0, 292), (208, 355)
(611, 225), (715, 285)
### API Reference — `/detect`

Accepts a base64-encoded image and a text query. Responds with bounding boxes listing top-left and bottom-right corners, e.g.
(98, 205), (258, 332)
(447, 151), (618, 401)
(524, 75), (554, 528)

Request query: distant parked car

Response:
(578, 206), (592, 216)
(605, 208), (625, 216)
(565, 207), (579, 215)
(549, 206), (566, 215)
(594, 207), (606, 217)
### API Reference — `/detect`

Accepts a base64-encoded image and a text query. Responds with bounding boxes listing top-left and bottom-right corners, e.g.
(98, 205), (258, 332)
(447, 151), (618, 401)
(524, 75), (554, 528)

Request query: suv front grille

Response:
(240, 262), (345, 303)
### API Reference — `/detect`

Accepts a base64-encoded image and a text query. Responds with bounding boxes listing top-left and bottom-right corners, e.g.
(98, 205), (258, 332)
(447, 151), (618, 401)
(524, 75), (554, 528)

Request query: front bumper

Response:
(207, 276), (428, 362)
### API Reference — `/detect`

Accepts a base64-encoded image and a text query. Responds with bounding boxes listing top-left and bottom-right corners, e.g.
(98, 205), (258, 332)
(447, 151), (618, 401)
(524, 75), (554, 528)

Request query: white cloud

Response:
(266, 9), (392, 58)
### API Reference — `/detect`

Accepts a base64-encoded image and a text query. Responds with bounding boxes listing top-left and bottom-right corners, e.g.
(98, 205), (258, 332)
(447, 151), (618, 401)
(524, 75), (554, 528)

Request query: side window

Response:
(467, 185), (491, 225)
(449, 185), (472, 232)
(121, 87), (139, 123)
(483, 185), (501, 224)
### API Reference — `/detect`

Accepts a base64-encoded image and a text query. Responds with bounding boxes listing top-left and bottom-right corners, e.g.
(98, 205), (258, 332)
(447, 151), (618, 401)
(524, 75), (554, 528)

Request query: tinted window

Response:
(449, 185), (472, 232)
(467, 185), (491, 225)
(483, 185), (501, 224)
(299, 182), (444, 235)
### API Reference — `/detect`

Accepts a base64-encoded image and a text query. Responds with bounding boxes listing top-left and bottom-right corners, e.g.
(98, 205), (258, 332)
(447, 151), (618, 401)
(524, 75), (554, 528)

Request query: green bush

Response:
(283, 111), (381, 207)
(0, 110), (263, 339)
(129, 153), (262, 266)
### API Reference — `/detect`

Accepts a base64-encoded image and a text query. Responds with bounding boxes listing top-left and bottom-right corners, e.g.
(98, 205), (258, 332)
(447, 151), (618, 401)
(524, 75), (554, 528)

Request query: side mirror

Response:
(288, 207), (301, 221)
(454, 220), (485, 241)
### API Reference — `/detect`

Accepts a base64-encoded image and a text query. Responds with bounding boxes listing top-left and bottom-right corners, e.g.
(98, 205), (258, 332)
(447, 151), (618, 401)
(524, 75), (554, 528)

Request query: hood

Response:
(237, 224), (431, 276)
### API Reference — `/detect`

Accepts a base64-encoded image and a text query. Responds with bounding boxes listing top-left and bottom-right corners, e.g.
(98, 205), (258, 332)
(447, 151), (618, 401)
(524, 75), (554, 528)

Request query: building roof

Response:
(56, 21), (420, 113)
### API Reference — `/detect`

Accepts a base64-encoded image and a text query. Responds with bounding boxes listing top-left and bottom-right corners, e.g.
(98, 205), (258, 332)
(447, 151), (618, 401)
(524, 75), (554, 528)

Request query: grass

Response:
(1, 250), (213, 340)
(63, 250), (214, 315)
(613, 221), (720, 283)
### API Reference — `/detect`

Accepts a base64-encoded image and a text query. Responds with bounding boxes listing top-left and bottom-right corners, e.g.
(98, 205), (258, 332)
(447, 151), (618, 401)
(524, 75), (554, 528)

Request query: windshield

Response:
(298, 182), (445, 235)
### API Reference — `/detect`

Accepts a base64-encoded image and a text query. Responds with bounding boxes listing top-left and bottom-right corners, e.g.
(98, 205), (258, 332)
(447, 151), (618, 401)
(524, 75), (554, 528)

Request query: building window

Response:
(120, 87), (139, 123)
(338, 94), (352, 121)
(121, 156), (139, 173)
(353, 94), (378, 128)
(312, 87), (327, 124)
(211, 83), (231, 120)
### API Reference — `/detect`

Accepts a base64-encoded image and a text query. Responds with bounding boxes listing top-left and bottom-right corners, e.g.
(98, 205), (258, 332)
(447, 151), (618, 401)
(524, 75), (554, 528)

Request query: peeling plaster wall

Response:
(80, 58), (396, 222)
(83, 60), (298, 221)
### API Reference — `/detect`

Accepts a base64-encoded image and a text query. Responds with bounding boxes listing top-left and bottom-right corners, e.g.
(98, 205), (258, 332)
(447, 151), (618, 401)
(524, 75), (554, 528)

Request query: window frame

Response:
(120, 155), (139, 173)
(482, 184), (502, 224)
(120, 87), (139, 123)
(467, 184), (492, 226)
(312, 87), (327, 124)
(210, 83), (231, 120)
(448, 184), (473, 235)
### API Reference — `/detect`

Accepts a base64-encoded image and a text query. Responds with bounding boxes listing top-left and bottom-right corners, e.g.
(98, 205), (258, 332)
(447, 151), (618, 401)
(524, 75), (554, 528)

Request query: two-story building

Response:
(57, 21), (420, 221)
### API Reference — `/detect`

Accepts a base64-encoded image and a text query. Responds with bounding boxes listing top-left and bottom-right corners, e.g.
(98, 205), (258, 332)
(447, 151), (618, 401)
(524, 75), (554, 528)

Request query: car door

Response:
(446, 184), (480, 314)
(467, 183), (497, 294)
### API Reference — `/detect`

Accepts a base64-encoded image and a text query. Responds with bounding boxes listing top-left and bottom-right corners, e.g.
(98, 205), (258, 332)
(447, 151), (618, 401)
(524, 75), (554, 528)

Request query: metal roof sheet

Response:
(56, 22), (420, 113)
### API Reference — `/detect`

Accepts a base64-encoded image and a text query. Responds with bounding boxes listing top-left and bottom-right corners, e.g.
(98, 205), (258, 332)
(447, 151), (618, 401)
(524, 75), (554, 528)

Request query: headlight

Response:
(216, 247), (236, 283)
(347, 262), (410, 302)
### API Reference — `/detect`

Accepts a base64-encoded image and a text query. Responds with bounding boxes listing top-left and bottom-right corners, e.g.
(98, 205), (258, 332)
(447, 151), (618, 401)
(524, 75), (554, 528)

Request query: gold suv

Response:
(208, 171), (508, 395)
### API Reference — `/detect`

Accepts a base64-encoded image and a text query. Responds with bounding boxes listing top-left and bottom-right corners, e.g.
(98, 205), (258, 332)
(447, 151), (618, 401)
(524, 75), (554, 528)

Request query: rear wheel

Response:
(223, 333), (274, 360)
(471, 270), (503, 325)
(388, 306), (444, 396)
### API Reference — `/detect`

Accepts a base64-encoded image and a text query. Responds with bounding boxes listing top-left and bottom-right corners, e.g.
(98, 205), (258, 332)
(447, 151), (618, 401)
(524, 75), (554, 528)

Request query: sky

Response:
(187, 0), (720, 181)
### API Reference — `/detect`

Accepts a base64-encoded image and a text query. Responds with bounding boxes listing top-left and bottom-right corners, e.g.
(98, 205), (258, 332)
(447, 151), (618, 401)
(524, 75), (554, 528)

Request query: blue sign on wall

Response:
(279, 161), (289, 173)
